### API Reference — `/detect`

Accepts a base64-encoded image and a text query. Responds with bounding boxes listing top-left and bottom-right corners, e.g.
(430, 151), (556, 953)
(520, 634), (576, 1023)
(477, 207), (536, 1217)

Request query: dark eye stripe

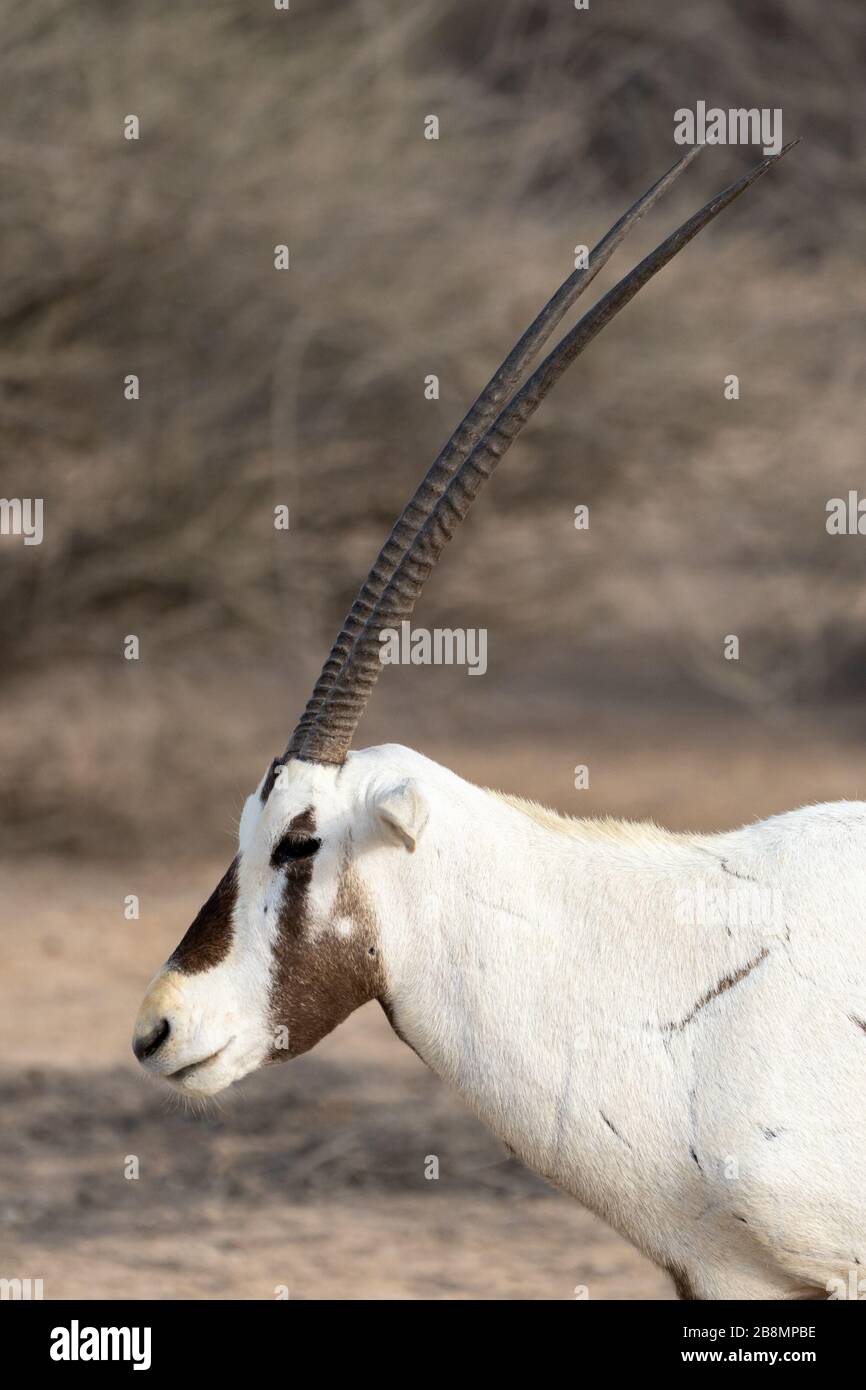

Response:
(271, 836), (321, 867)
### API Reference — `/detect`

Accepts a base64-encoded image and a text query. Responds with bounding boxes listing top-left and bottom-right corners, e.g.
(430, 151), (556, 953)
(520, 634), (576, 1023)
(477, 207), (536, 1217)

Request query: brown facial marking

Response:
(170, 857), (239, 975)
(269, 828), (383, 1060)
(260, 757), (284, 805)
(283, 806), (317, 841)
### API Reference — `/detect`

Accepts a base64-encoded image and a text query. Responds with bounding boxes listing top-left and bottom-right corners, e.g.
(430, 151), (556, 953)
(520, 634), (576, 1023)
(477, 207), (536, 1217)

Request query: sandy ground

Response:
(8, 717), (866, 1301)
(5, 717), (866, 1301)
(0, 855), (674, 1301)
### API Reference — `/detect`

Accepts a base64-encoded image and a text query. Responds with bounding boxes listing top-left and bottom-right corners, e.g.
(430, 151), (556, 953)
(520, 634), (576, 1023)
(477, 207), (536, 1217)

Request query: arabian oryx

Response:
(135, 141), (865, 1302)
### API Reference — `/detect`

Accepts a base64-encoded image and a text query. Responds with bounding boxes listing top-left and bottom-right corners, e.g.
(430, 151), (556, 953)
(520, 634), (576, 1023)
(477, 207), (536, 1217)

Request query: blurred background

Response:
(1, 0), (864, 1299)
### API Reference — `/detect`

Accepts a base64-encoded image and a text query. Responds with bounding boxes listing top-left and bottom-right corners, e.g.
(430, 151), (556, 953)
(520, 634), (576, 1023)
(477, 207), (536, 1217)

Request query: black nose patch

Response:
(133, 1017), (170, 1062)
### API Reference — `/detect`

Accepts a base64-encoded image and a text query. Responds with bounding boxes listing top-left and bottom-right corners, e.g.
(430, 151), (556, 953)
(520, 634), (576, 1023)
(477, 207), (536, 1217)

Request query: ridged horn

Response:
(285, 147), (703, 756)
(292, 141), (797, 765)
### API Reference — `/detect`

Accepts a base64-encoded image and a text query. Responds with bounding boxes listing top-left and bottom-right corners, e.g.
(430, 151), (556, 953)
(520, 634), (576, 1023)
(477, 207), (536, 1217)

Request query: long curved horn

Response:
(285, 147), (702, 756)
(293, 141), (797, 765)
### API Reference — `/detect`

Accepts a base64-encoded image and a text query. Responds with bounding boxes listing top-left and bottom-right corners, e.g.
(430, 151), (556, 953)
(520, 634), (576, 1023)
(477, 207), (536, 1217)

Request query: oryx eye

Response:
(271, 834), (321, 868)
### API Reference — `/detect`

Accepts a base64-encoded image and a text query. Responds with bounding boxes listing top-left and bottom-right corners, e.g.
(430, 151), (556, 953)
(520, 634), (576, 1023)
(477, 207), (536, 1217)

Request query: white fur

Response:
(136, 743), (866, 1298)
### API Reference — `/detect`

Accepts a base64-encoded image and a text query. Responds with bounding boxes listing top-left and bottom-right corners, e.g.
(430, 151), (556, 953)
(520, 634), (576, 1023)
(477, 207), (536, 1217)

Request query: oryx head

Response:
(132, 746), (431, 1095)
(133, 143), (793, 1094)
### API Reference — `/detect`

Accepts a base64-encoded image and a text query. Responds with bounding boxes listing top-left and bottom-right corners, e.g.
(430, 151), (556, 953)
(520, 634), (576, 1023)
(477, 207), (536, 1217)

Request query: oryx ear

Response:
(373, 779), (429, 852)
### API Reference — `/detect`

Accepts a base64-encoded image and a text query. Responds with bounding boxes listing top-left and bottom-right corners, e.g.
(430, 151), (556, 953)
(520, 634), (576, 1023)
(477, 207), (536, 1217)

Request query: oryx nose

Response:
(133, 1017), (170, 1062)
